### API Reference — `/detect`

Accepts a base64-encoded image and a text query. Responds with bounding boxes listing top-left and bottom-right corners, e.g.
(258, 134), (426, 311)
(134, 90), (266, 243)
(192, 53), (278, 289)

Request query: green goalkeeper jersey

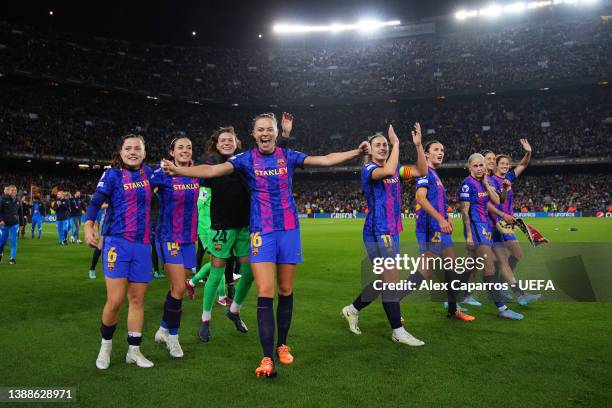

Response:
(197, 186), (211, 239)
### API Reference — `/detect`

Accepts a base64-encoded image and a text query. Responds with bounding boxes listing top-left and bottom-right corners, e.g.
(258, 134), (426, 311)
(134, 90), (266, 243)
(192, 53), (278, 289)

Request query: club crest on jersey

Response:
(277, 158), (285, 165)
(214, 244), (222, 252)
(252, 248), (259, 256)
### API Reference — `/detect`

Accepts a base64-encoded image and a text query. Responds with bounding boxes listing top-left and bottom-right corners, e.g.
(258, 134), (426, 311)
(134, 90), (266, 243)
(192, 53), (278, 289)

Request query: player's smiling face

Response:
(120, 137), (146, 170)
(470, 158), (486, 179)
(497, 157), (510, 175)
(216, 132), (238, 157)
(484, 152), (496, 173)
(8, 186), (17, 197)
(253, 117), (278, 154)
(370, 136), (389, 164)
(426, 143), (445, 167)
(170, 137), (192, 167)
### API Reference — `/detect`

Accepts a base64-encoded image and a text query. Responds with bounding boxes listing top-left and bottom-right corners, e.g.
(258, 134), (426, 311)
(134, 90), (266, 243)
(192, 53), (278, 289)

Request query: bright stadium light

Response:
(455, 0), (598, 21)
(272, 20), (400, 34)
(504, 2), (527, 13)
(479, 4), (503, 17)
(455, 9), (478, 20)
(527, 1), (552, 9)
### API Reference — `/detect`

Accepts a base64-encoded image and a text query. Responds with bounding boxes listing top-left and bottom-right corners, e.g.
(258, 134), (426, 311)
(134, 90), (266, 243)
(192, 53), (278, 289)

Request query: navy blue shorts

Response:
(363, 233), (400, 262)
(416, 230), (453, 255)
(157, 241), (197, 269)
(465, 222), (493, 247)
(249, 229), (302, 264)
(103, 236), (153, 283)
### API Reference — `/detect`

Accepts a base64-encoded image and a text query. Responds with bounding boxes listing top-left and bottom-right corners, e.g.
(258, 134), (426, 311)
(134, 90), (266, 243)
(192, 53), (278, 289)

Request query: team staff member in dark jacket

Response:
(0, 185), (22, 264)
(53, 191), (71, 245)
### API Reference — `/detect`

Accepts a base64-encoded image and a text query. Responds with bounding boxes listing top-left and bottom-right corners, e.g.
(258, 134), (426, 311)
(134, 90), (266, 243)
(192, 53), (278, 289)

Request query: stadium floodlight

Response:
(504, 2), (527, 13)
(272, 20), (400, 34)
(527, 1), (552, 9)
(455, 9), (479, 19)
(479, 5), (503, 17)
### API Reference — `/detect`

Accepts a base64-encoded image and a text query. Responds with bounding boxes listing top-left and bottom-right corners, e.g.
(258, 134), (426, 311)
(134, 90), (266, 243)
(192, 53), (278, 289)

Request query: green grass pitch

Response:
(0, 218), (610, 407)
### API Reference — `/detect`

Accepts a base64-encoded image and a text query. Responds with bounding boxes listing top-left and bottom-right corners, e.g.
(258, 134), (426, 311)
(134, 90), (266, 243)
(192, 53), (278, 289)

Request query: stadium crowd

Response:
(292, 175), (612, 214)
(1, 173), (610, 214)
(1, 81), (610, 162)
(0, 15), (610, 102)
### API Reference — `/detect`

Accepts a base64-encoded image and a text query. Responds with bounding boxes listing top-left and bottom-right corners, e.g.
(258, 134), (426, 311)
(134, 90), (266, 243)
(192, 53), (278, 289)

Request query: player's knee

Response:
(256, 283), (275, 298)
(105, 298), (124, 313)
(277, 283), (293, 296)
(127, 293), (145, 309)
(170, 283), (185, 298)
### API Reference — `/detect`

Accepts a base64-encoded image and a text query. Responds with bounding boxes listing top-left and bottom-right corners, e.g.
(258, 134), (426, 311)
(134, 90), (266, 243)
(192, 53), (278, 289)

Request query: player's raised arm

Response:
(400, 122), (427, 179)
(161, 159), (233, 178)
(514, 138), (532, 177)
(303, 141), (369, 167)
(277, 112), (293, 148)
(371, 125), (399, 180)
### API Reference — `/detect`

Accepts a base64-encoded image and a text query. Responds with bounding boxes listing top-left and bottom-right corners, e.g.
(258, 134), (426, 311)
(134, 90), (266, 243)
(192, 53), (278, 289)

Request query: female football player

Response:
(186, 115), (292, 343)
(161, 112), (369, 378)
(152, 137), (200, 359)
(341, 123), (430, 345)
(489, 139), (540, 305)
(85, 134), (155, 369)
(459, 153), (523, 320)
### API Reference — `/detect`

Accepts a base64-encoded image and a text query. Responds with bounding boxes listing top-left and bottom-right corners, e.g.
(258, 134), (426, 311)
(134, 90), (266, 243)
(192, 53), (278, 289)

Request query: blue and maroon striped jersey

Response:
(489, 170), (517, 222)
(228, 147), (306, 233)
(86, 166), (153, 243)
(361, 162), (403, 236)
(415, 167), (447, 233)
(458, 176), (491, 223)
(151, 168), (199, 244)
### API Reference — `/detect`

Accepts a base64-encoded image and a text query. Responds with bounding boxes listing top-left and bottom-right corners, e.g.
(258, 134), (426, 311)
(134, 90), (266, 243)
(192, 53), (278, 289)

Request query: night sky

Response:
(1, 0), (488, 46)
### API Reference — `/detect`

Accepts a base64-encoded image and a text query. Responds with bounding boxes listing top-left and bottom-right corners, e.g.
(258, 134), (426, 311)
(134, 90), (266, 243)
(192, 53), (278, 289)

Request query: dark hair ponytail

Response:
(111, 133), (145, 169)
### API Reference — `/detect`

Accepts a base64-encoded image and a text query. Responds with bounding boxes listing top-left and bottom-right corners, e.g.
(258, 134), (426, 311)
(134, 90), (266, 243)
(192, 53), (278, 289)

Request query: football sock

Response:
(232, 263), (254, 311)
(352, 280), (379, 311)
(162, 292), (182, 335)
(127, 331), (142, 346)
(90, 248), (102, 271)
(276, 293), (293, 346)
(203, 266), (225, 313)
(257, 297), (275, 358)
(191, 262), (211, 285)
(218, 274), (227, 298)
(398, 271), (426, 301)
(509, 255), (519, 271)
(382, 301), (402, 329)
(445, 269), (458, 314)
(100, 323), (117, 340)
(510, 282), (525, 295)
(484, 275), (504, 303)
